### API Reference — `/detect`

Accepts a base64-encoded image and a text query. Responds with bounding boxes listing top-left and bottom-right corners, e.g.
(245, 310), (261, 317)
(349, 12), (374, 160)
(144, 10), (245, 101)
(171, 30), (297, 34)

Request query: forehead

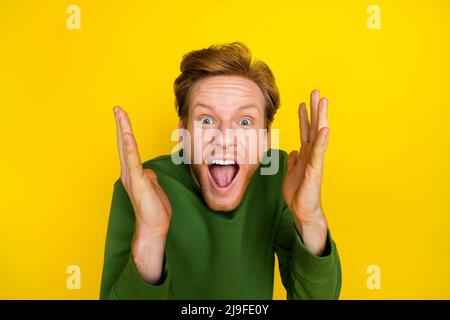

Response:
(189, 75), (265, 112)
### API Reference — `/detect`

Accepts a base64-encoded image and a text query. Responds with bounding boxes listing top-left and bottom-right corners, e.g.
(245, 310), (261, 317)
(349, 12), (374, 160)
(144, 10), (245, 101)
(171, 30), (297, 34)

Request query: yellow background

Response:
(1, 0), (449, 299)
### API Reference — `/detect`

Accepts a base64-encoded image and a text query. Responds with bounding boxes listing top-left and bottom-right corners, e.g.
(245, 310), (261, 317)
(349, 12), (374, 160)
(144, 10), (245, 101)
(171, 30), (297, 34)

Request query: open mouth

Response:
(207, 159), (240, 191)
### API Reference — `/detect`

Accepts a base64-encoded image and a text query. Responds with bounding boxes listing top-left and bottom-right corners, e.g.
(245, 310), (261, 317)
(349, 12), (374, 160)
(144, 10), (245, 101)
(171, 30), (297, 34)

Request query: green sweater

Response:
(100, 149), (341, 300)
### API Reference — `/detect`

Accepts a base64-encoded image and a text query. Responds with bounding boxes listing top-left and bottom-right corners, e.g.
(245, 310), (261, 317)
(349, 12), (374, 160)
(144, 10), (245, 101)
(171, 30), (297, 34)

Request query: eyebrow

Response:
(192, 103), (262, 113)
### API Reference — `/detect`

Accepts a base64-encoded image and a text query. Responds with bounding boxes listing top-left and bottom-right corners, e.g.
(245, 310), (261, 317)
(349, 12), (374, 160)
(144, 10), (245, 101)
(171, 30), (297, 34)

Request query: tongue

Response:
(209, 165), (237, 188)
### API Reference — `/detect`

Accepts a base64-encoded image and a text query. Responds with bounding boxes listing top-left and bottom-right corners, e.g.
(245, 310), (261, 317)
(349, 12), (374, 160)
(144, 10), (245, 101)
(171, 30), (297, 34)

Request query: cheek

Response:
(183, 129), (207, 165)
(236, 132), (265, 164)
(192, 126), (213, 155)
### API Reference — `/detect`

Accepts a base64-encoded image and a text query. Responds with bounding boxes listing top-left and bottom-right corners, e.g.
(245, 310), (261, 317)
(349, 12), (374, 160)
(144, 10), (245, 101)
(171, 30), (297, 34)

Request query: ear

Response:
(178, 118), (184, 144)
(266, 123), (272, 152)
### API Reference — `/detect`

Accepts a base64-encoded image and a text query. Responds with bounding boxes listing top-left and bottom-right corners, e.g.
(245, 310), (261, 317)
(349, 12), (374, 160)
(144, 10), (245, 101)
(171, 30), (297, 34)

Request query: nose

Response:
(208, 122), (236, 156)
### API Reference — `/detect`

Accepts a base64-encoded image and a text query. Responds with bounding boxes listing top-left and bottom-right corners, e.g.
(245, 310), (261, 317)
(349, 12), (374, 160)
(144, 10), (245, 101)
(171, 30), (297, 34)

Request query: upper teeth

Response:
(211, 159), (235, 165)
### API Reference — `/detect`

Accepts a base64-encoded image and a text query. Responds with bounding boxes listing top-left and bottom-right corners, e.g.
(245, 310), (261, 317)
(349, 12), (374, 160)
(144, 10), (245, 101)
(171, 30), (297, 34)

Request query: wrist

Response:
(294, 210), (327, 231)
(132, 236), (165, 257)
(134, 219), (168, 242)
(131, 227), (167, 285)
(132, 224), (167, 259)
(294, 214), (328, 256)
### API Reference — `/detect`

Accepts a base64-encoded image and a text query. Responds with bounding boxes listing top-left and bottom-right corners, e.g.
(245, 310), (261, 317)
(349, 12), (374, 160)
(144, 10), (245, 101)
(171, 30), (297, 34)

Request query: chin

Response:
(190, 161), (258, 212)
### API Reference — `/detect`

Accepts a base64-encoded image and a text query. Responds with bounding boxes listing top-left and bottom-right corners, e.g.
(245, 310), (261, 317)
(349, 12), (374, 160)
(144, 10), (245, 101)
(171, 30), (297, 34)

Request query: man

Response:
(100, 42), (341, 299)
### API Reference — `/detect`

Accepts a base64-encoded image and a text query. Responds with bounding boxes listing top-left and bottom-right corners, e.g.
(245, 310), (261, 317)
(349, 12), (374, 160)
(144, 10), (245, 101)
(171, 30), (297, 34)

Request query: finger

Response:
(116, 106), (136, 177)
(287, 150), (299, 174)
(113, 107), (127, 175)
(123, 131), (144, 180)
(116, 106), (134, 136)
(309, 89), (320, 143)
(317, 97), (328, 132)
(310, 127), (329, 171)
(299, 103), (310, 145)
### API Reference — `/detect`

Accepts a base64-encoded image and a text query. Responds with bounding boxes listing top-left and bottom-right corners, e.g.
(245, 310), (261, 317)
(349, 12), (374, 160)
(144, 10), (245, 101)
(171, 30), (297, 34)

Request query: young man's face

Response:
(182, 75), (270, 212)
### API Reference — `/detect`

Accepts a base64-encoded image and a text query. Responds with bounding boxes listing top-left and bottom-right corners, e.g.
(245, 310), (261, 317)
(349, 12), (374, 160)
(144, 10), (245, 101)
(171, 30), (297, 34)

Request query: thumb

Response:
(287, 150), (299, 174)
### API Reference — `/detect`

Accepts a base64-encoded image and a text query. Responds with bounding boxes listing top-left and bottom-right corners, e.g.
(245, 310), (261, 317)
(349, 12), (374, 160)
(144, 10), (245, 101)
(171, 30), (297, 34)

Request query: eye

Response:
(199, 116), (215, 125)
(238, 118), (252, 126)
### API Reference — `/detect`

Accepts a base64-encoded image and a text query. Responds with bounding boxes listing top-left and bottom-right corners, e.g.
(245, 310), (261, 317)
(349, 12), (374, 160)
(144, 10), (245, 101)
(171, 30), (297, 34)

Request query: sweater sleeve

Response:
(99, 179), (171, 300)
(273, 202), (342, 300)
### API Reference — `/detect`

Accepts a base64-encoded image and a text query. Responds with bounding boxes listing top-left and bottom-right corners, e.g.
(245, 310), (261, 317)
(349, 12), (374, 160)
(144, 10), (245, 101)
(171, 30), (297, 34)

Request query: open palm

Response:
(283, 89), (329, 225)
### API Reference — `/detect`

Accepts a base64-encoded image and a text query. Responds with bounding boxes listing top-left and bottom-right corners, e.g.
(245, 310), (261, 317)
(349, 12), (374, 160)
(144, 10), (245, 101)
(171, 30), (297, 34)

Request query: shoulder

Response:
(258, 148), (289, 179)
(142, 154), (174, 170)
(113, 154), (178, 187)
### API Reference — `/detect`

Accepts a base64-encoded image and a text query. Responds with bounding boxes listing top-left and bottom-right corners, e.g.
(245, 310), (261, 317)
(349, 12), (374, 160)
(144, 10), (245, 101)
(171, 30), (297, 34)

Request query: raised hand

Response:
(113, 106), (172, 283)
(282, 90), (329, 256)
